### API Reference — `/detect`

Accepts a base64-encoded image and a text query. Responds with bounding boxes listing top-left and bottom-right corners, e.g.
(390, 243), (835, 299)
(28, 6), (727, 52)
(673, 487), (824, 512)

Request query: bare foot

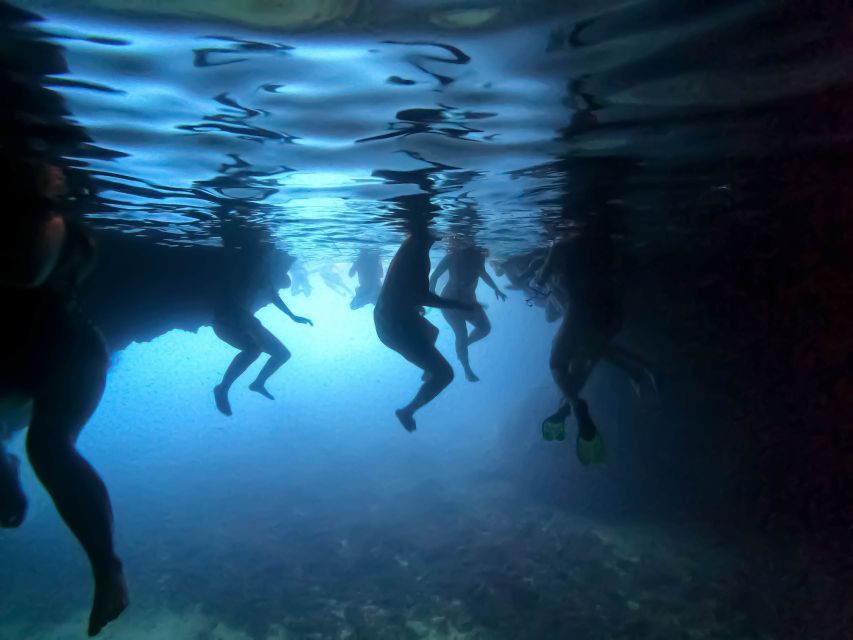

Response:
(88, 565), (129, 637)
(464, 369), (480, 382)
(249, 381), (275, 400)
(213, 384), (232, 416)
(395, 409), (416, 432)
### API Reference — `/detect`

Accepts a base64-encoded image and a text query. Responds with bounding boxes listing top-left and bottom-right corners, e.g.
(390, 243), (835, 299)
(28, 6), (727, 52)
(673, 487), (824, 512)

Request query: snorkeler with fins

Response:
(535, 220), (656, 465)
(429, 238), (506, 382)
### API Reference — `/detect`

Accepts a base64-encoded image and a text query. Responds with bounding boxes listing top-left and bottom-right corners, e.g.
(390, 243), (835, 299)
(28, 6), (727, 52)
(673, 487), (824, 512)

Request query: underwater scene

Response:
(1, 1), (852, 639)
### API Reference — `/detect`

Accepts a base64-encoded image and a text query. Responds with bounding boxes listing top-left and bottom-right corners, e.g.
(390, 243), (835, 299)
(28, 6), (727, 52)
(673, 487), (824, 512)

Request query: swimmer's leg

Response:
(248, 323), (291, 401)
(26, 340), (127, 637)
(0, 441), (27, 528)
(396, 343), (454, 432)
(212, 316), (262, 416)
(443, 310), (478, 382)
(465, 306), (491, 346)
(215, 347), (261, 416)
(550, 316), (602, 441)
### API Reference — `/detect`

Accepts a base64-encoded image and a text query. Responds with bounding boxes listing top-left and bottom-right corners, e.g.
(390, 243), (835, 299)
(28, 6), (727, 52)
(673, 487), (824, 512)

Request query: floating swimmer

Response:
(212, 226), (312, 416)
(429, 238), (506, 382)
(374, 224), (477, 432)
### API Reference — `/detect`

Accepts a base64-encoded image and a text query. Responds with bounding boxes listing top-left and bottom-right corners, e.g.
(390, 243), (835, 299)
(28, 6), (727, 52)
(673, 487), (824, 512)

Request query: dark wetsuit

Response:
(373, 232), (469, 430)
(374, 237), (438, 362)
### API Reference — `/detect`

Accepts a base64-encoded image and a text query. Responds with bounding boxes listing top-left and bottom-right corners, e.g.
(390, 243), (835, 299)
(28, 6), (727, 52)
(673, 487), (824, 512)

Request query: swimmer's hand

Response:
(494, 289), (507, 301)
(293, 316), (313, 326)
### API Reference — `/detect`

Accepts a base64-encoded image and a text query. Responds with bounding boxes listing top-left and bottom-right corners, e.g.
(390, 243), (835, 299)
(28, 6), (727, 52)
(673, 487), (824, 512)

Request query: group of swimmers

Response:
(0, 162), (654, 638)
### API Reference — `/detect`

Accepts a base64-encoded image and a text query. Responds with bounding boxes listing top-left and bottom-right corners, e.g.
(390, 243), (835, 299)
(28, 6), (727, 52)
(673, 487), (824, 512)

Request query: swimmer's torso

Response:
(441, 247), (484, 302)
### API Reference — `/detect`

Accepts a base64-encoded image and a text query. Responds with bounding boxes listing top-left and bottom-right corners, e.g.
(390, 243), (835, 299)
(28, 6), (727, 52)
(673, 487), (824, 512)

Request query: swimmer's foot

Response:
(213, 384), (232, 417)
(88, 563), (129, 637)
(395, 409), (417, 433)
(249, 381), (275, 400)
(464, 368), (480, 382)
(541, 403), (571, 442)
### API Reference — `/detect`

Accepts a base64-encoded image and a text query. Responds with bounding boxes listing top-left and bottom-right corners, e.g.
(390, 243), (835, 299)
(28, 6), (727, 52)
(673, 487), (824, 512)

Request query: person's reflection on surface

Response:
(374, 221), (476, 432)
(289, 259), (312, 297)
(0, 161), (128, 636)
(536, 219), (655, 465)
(316, 263), (353, 297)
(348, 247), (383, 310)
(429, 237), (506, 381)
(212, 225), (313, 416)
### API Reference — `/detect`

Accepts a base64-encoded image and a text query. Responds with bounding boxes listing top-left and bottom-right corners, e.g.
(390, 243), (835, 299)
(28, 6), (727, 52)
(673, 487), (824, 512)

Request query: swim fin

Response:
(576, 431), (606, 466)
(541, 404), (571, 441)
(541, 414), (566, 441)
(574, 400), (606, 465)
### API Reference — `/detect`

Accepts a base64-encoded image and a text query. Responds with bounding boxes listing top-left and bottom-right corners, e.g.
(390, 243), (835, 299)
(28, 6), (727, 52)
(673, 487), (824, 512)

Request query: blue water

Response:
(3, 0), (840, 638)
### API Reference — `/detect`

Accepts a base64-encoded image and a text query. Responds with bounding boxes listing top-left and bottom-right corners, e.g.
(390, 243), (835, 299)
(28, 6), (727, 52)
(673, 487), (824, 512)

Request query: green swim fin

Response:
(576, 431), (606, 466)
(541, 412), (567, 442)
(573, 399), (605, 465)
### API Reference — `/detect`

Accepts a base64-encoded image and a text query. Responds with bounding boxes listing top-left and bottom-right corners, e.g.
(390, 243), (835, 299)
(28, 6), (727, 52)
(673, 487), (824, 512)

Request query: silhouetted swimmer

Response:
(348, 248), (383, 310)
(536, 226), (655, 464)
(0, 163), (128, 636)
(536, 230), (616, 462)
(374, 230), (476, 431)
(212, 238), (312, 416)
(429, 241), (506, 381)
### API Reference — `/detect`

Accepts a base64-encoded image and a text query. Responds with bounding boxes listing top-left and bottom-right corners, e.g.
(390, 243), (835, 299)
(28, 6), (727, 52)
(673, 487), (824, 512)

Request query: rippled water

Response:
(14, 0), (841, 254)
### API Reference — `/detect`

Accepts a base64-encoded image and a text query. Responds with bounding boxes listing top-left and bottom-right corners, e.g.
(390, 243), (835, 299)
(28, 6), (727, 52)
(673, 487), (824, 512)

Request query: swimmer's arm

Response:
(479, 267), (506, 300)
(270, 289), (313, 326)
(428, 255), (449, 293)
(422, 291), (472, 311)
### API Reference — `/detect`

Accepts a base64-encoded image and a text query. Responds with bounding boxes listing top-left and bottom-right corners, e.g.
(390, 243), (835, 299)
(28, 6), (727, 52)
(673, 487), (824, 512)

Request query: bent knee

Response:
(25, 430), (70, 469)
(432, 361), (454, 387)
(243, 345), (263, 360)
(271, 345), (291, 361)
